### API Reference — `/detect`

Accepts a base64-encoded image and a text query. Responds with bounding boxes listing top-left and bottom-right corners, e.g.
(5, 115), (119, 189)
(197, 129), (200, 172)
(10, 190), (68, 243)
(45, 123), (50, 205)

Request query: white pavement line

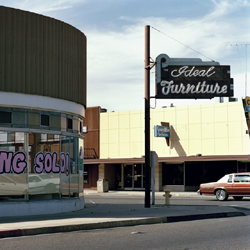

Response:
(90, 200), (96, 204)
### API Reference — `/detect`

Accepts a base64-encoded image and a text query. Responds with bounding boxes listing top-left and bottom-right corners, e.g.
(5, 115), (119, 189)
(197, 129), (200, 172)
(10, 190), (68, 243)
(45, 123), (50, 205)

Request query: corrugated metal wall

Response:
(0, 6), (86, 107)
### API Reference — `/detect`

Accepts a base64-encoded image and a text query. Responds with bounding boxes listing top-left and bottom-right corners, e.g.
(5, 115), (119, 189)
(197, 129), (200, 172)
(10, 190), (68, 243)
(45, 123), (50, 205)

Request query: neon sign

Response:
(155, 54), (234, 99)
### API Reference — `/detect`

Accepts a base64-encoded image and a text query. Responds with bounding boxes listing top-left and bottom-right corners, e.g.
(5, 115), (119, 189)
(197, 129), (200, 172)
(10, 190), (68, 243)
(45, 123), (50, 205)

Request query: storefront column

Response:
(98, 163), (105, 179)
(183, 162), (186, 187)
(155, 163), (162, 192)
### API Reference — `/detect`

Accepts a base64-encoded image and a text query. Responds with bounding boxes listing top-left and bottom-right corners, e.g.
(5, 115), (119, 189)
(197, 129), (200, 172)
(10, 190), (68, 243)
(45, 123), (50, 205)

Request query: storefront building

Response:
(0, 6), (86, 215)
(84, 101), (250, 192)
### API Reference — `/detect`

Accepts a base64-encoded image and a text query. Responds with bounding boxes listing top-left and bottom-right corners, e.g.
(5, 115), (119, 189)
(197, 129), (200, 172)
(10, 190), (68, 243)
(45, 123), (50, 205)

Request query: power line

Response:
(231, 44), (250, 96)
(151, 26), (216, 62)
(233, 44), (243, 74)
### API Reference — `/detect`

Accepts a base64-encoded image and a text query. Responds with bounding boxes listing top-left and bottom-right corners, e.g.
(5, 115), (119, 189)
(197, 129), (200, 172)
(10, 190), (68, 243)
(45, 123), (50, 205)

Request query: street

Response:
(1, 193), (250, 249)
(1, 214), (250, 250)
(84, 192), (250, 215)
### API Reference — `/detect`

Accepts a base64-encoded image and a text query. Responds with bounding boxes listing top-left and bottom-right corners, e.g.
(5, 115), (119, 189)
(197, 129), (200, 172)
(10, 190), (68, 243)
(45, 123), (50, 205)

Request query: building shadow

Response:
(170, 126), (187, 157)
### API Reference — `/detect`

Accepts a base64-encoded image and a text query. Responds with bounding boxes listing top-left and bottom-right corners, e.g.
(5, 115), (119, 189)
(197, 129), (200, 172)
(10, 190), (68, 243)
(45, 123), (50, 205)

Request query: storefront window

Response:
(0, 131), (83, 201)
(61, 136), (80, 197)
(83, 169), (88, 184)
(0, 132), (27, 200)
(28, 133), (60, 198)
(0, 111), (12, 124)
(61, 136), (70, 197)
(79, 138), (84, 191)
(70, 137), (79, 196)
(238, 162), (250, 172)
(162, 163), (184, 185)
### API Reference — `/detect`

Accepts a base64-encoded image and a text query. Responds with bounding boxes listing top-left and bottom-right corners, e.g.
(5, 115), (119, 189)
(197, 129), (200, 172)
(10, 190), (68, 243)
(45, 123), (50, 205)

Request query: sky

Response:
(0, 0), (250, 112)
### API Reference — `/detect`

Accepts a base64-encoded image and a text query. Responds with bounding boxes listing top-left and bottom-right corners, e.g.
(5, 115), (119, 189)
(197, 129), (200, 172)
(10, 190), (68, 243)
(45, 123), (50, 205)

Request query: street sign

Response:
(246, 96), (250, 110)
(245, 96), (250, 118)
(154, 125), (170, 137)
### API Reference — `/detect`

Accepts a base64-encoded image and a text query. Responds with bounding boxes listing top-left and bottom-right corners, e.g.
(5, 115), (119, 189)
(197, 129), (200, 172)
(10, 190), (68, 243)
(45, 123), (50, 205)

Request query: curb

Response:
(0, 211), (245, 239)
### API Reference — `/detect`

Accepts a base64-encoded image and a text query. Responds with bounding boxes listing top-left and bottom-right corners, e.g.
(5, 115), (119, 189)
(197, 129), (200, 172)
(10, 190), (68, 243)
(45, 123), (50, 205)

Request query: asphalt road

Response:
(1, 214), (250, 250)
(84, 192), (250, 215)
(1, 193), (250, 250)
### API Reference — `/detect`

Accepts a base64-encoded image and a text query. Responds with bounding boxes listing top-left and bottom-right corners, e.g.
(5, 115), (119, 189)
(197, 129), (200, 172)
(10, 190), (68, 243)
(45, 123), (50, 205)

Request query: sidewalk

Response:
(0, 191), (246, 239)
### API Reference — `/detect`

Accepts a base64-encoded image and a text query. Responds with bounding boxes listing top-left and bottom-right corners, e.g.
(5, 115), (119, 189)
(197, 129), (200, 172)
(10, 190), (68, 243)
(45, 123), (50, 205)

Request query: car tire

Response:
(215, 189), (228, 201)
(233, 196), (243, 201)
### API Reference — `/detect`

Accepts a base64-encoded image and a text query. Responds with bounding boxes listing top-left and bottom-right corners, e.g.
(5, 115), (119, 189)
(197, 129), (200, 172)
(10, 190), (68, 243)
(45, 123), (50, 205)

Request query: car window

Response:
(228, 175), (233, 183)
(29, 176), (40, 182)
(234, 175), (250, 183)
(217, 175), (229, 183)
(0, 176), (14, 184)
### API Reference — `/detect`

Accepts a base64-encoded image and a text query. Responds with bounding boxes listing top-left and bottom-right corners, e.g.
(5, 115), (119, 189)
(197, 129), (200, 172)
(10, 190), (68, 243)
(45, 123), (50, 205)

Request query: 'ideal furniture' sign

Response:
(155, 54), (234, 99)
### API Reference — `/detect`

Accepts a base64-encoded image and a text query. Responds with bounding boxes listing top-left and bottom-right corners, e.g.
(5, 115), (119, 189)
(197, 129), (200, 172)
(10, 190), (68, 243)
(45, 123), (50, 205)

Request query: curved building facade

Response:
(0, 6), (86, 106)
(0, 6), (86, 211)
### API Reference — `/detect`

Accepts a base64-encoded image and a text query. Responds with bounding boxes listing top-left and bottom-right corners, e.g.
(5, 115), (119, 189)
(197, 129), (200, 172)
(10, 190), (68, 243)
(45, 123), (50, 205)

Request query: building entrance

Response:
(123, 164), (145, 190)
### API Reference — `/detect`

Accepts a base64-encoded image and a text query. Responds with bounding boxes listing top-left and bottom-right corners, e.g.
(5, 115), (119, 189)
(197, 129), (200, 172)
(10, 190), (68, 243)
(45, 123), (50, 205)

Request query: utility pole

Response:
(245, 44), (250, 96)
(145, 25), (151, 208)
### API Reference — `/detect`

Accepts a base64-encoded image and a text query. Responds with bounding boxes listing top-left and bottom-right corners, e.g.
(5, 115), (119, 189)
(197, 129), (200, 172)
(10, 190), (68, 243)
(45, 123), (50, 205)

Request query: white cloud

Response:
(86, 0), (250, 111)
(0, 0), (249, 111)
(1, 0), (86, 13)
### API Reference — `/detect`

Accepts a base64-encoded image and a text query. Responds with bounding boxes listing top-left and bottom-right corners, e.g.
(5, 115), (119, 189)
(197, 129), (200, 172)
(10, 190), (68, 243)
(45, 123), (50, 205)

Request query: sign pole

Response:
(145, 25), (151, 208)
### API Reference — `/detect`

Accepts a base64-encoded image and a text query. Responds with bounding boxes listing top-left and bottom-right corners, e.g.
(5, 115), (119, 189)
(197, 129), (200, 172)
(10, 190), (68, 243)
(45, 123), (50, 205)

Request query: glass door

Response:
(123, 164), (133, 189)
(61, 136), (70, 197)
(134, 164), (143, 189)
(123, 164), (144, 190)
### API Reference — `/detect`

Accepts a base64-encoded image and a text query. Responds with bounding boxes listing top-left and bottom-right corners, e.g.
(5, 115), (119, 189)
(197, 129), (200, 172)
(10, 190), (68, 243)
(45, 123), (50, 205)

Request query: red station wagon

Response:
(198, 173), (250, 201)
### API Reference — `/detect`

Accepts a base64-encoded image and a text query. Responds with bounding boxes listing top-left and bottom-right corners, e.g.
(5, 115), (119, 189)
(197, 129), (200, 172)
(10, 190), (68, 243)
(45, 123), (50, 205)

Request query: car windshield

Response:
(217, 175), (229, 183)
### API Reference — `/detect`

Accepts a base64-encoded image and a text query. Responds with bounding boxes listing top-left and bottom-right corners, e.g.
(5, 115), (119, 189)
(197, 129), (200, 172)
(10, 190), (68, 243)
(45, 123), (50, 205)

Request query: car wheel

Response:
(215, 189), (228, 201)
(233, 196), (243, 201)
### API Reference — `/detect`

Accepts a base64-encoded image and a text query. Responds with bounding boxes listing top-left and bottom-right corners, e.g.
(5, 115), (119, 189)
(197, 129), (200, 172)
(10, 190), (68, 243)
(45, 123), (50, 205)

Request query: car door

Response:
(232, 174), (250, 195)
(224, 174), (234, 194)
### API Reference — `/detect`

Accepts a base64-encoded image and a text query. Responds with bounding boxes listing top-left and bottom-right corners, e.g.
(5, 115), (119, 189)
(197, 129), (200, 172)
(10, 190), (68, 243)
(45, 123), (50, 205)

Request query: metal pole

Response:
(145, 25), (151, 208)
(151, 151), (155, 205)
(246, 45), (248, 96)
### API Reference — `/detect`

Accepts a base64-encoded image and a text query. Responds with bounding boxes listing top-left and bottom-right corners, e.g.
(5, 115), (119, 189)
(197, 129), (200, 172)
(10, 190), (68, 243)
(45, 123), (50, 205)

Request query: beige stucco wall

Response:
(100, 101), (250, 158)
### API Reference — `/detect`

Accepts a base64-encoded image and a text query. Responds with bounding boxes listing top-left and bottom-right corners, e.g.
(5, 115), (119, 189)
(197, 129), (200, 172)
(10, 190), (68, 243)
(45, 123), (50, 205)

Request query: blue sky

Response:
(1, 0), (250, 111)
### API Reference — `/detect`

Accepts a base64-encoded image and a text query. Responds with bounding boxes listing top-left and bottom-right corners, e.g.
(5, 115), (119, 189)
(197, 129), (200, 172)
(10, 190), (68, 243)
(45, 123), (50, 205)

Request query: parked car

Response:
(0, 174), (27, 196)
(198, 173), (250, 201)
(29, 174), (60, 195)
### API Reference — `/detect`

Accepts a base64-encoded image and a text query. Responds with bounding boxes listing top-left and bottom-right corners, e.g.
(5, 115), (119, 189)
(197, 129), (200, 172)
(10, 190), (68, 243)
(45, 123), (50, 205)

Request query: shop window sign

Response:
(0, 151), (27, 174)
(0, 150), (70, 176)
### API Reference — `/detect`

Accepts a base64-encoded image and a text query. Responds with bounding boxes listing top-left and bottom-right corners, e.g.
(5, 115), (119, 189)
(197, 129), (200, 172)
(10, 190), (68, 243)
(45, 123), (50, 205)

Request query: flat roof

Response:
(84, 154), (250, 165)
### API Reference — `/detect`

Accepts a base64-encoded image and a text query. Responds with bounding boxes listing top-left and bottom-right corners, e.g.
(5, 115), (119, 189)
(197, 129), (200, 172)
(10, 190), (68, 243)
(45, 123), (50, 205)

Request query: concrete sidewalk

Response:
(0, 191), (246, 239)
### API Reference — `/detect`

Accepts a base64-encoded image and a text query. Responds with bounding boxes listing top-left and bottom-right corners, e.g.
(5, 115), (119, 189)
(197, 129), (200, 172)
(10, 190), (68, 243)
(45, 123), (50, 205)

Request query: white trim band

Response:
(0, 92), (85, 117)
